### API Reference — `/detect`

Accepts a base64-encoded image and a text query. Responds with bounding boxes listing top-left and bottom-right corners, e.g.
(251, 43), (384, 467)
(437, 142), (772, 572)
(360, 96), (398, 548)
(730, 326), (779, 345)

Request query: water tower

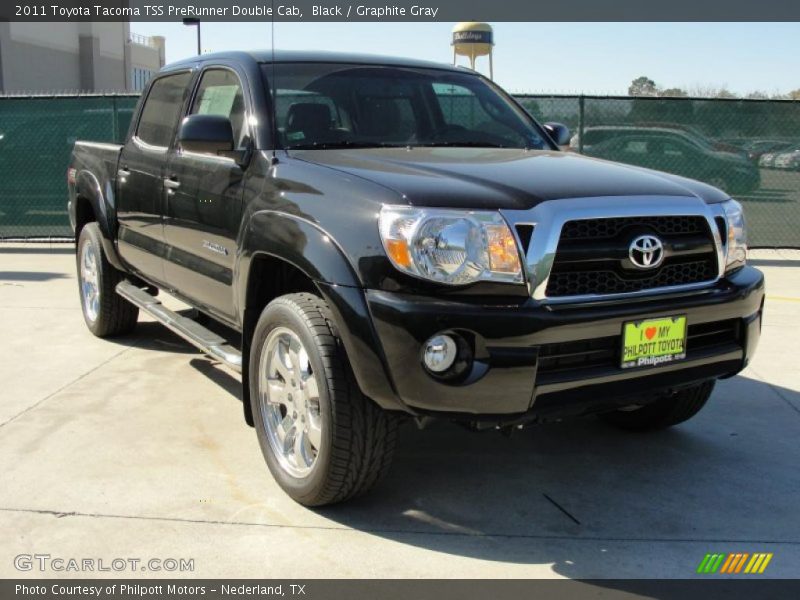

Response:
(452, 22), (494, 79)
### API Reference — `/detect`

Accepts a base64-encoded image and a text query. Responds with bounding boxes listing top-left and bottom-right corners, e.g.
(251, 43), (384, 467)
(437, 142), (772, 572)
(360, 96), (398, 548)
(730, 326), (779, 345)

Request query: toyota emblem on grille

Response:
(628, 234), (664, 269)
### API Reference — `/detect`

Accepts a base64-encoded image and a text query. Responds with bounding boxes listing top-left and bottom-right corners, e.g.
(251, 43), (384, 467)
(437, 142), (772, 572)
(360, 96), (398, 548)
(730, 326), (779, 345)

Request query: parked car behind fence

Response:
(583, 132), (760, 194)
(774, 148), (800, 171)
(760, 145), (800, 169)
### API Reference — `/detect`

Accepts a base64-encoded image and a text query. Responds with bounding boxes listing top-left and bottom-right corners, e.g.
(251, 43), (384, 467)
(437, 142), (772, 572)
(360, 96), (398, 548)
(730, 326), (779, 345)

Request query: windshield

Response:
(261, 63), (552, 150)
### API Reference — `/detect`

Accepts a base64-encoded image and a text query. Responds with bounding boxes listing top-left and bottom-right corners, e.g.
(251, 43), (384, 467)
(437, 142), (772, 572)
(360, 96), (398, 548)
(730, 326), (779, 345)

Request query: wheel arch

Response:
(73, 170), (126, 271)
(237, 212), (405, 425)
(237, 210), (362, 297)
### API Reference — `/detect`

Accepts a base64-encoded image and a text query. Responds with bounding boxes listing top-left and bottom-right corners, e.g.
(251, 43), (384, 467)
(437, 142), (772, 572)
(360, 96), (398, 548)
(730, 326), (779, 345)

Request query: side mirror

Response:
(543, 122), (571, 146)
(178, 114), (235, 155)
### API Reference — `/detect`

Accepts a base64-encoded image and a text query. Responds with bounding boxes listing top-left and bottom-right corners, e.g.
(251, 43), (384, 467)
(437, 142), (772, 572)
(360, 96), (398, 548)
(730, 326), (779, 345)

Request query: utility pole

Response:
(183, 18), (201, 55)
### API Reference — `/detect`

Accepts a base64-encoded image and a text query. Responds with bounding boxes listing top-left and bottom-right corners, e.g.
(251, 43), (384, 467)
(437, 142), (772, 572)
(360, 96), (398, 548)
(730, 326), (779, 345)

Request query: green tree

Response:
(628, 76), (658, 97)
(659, 87), (688, 97)
(516, 98), (542, 120)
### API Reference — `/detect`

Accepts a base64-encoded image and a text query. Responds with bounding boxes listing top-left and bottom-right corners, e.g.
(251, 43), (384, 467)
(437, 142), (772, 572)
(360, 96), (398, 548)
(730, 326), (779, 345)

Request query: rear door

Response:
(162, 66), (251, 321)
(116, 70), (193, 283)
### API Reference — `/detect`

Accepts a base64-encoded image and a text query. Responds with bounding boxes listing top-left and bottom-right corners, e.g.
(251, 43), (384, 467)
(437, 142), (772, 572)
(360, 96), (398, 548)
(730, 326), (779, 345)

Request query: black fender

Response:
(237, 211), (407, 414)
(237, 210), (362, 291)
(73, 170), (126, 272)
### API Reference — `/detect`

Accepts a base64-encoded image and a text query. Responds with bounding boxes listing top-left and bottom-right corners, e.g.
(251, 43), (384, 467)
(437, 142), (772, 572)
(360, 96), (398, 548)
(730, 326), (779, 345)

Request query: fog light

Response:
(422, 334), (458, 373)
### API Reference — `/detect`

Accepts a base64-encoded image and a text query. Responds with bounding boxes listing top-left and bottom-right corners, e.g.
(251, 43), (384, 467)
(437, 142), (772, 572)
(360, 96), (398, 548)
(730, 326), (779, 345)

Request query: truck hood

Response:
(290, 147), (729, 210)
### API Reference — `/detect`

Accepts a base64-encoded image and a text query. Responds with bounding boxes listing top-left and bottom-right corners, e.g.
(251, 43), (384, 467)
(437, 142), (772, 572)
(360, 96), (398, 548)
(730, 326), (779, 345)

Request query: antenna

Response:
(270, 0), (278, 164)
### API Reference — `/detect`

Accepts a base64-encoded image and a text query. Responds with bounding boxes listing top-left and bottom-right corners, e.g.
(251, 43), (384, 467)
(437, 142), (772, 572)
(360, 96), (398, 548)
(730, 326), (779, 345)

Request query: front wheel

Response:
(249, 293), (398, 506)
(599, 380), (715, 431)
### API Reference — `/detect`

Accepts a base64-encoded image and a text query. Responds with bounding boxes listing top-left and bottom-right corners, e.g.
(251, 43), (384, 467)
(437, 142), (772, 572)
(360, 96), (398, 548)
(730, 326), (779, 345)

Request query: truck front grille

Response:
(559, 215), (709, 239)
(546, 260), (717, 297)
(545, 216), (718, 298)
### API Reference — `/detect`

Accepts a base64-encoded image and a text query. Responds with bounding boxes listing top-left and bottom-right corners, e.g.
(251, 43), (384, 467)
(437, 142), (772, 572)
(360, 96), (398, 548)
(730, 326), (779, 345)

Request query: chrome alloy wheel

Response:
(259, 327), (323, 478)
(80, 239), (100, 322)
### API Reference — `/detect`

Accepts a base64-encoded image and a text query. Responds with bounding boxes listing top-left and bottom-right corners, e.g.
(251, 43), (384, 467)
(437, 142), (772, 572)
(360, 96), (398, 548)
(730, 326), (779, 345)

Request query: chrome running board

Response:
(116, 280), (242, 373)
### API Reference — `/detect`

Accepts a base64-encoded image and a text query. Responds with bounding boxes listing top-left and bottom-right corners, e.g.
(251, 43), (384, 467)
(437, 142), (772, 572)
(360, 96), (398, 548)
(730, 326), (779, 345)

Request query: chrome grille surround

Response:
(500, 196), (728, 304)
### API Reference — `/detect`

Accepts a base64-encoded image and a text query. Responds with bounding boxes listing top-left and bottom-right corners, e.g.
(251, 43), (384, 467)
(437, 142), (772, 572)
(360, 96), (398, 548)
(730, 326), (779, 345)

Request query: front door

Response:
(117, 70), (193, 283)
(163, 67), (250, 322)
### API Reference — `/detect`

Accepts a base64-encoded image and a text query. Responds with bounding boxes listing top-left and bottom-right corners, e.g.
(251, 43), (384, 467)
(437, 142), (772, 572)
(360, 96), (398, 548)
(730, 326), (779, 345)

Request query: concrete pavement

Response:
(1, 244), (799, 579)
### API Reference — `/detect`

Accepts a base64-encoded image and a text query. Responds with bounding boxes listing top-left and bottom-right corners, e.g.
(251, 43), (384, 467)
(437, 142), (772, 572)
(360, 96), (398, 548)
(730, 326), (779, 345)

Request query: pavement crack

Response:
(748, 365), (800, 418)
(543, 493), (581, 526)
(0, 306), (77, 310)
(0, 341), (139, 429)
(5, 506), (797, 546)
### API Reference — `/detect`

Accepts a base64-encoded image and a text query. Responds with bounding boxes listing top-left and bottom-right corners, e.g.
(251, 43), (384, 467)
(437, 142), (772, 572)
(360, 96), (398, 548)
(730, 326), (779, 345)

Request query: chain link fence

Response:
(1, 93), (798, 247)
(0, 94), (139, 239)
(518, 95), (800, 248)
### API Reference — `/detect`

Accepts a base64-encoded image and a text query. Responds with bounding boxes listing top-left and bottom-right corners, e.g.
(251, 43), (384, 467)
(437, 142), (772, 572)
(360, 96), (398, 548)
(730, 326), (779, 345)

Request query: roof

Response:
(166, 50), (464, 73)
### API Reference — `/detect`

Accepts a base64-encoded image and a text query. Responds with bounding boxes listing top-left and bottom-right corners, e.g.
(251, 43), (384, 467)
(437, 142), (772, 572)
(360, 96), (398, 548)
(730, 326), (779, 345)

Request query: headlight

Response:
(379, 206), (524, 285)
(721, 199), (747, 273)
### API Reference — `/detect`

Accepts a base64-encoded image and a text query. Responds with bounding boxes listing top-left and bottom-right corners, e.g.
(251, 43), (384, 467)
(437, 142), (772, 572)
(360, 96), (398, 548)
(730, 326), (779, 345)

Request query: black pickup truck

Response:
(68, 51), (764, 506)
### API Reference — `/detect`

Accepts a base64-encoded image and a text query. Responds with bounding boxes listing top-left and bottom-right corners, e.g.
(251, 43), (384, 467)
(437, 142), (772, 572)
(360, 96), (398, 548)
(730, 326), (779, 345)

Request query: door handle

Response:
(163, 177), (181, 190)
(117, 167), (131, 180)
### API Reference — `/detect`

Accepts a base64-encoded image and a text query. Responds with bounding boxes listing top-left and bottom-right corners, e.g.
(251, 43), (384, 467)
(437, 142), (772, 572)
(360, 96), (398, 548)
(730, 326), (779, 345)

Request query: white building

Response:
(0, 22), (165, 93)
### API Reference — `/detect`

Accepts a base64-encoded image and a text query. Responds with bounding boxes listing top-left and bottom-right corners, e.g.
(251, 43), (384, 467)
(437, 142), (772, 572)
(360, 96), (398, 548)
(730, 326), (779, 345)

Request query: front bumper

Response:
(364, 266), (764, 418)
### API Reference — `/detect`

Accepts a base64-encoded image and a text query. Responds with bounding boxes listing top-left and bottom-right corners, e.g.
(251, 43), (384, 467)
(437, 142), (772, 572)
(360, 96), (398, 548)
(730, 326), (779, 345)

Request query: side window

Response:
(190, 69), (249, 149)
(433, 82), (489, 130)
(431, 81), (528, 146)
(621, 140), (648, 155)
(663, 142), (688, 158)
(136, 72), (192, 147)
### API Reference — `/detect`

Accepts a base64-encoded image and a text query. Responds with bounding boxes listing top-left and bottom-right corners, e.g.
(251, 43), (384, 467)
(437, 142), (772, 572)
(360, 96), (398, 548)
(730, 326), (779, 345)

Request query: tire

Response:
(249, 292), (398, 506)
(599, 380), (715, 431)
(76, 223), (138, 337)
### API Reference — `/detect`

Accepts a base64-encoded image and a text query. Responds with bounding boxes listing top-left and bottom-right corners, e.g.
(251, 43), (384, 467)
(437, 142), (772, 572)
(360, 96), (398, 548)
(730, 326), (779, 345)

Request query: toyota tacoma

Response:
(67, 51), (764, 505)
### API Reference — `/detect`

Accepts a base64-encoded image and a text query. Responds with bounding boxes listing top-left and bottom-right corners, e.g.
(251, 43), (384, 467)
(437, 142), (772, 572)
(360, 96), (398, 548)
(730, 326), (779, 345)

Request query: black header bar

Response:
(3, 579), (800, 600)
(3, 0), (800, 22)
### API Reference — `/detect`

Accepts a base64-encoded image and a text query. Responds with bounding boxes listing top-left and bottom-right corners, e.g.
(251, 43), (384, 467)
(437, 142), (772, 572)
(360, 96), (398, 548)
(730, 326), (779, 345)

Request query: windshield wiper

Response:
(286, 141), (407, 150)
(415, 141), (506, 148)
(287, 140), (510, 150)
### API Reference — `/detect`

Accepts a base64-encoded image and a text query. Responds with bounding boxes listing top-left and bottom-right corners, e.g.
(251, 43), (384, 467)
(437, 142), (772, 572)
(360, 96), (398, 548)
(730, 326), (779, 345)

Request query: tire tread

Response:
(77, 223), (138, 337)
(255, 293), (398, 506)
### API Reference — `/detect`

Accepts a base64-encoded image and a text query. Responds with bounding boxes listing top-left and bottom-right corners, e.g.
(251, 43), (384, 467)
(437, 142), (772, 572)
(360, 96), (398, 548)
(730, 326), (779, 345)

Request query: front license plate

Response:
(621, 315), (687, 369)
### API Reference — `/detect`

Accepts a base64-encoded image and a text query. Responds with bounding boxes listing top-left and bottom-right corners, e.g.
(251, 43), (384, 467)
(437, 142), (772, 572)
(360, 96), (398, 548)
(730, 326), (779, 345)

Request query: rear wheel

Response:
(249, 293), (398, 506)
(599, 380), (715, 431)
(76, 223), (138, 337)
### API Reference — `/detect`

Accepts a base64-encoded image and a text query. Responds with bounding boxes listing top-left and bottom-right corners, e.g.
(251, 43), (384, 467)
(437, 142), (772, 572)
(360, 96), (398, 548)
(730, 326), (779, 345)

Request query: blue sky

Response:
(134, 22), (799, 96)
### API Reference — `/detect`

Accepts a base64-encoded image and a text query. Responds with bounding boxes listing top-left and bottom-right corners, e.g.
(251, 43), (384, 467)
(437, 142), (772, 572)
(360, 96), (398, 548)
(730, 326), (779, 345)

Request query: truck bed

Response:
(71, 140), (124, 184)
(67, 141), (124, 239)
